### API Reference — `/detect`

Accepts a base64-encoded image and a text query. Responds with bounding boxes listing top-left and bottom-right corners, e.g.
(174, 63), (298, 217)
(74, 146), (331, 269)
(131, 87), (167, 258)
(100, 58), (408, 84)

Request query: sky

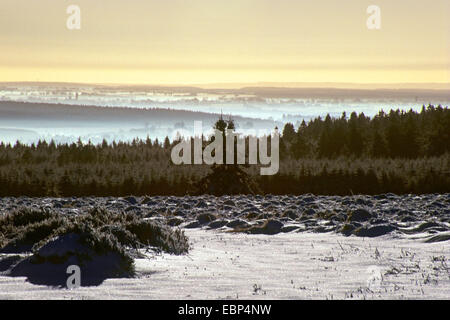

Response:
(0, 0), (449, 86)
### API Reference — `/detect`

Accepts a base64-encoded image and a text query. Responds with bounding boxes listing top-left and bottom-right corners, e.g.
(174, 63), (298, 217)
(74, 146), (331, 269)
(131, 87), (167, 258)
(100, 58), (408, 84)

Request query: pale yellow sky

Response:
(0, 0), (448, 85)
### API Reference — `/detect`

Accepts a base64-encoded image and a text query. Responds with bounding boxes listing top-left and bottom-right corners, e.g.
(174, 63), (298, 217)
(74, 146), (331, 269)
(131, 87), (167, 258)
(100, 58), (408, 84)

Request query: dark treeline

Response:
(280, 104), (449, 159)
(0, 105), (448, 196)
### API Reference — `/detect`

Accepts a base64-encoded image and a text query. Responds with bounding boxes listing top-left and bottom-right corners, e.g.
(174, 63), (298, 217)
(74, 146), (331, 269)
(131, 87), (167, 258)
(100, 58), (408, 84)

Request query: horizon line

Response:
(1, 80), (449, 91)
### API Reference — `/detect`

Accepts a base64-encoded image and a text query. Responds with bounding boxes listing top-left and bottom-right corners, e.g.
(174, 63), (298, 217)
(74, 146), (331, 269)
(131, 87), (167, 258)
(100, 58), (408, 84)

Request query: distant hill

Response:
(0, 101), (276, 125)
(0, 101), (279, 145)
(1, 81), (449, 90)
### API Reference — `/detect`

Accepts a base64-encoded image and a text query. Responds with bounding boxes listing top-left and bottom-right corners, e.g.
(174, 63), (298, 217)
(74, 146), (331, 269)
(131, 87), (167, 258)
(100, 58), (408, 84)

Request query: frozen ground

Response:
(0, 194), (449, 299)
(0, 229), (449, 300)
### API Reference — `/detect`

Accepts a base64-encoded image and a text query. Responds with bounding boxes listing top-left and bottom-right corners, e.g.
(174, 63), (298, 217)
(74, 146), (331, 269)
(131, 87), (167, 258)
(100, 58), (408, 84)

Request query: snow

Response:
(1, 229), (448, 299)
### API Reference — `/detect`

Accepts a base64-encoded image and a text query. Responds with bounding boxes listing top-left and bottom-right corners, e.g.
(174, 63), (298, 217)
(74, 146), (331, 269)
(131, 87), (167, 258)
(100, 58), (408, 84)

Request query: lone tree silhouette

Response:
(194, 115), (260, 195)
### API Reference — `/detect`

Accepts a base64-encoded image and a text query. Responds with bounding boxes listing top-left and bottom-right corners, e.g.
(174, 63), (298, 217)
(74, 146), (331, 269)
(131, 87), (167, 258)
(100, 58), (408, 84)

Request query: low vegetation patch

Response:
(0, 207), (189, 287)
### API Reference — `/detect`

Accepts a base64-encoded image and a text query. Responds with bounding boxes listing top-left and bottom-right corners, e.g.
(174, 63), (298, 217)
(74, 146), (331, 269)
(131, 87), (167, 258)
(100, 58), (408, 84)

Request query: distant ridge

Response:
(0, 101), (278, 128)
(1, 81), (449, 91)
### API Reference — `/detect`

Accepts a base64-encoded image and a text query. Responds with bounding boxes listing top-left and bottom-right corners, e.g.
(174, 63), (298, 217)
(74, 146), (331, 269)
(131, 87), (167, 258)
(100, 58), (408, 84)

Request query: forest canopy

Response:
(0, 105), (448, 196)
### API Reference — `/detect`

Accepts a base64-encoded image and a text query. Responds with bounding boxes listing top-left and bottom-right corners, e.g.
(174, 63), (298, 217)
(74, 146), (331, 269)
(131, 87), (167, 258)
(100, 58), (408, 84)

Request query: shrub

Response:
(0, 207), (189, 285)
(1, 207), (189, 255)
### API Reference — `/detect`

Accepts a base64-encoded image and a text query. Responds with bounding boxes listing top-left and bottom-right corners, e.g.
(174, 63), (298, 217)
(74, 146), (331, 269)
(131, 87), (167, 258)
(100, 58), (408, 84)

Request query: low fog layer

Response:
(1, 83), (448, 144)
(0, 101), (278, 145)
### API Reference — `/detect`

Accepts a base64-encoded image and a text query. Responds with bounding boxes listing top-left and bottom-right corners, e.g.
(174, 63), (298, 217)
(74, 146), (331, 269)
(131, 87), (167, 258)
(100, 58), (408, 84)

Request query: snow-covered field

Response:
(0, 194), (449, 300)
(0, 229), (449, 300)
